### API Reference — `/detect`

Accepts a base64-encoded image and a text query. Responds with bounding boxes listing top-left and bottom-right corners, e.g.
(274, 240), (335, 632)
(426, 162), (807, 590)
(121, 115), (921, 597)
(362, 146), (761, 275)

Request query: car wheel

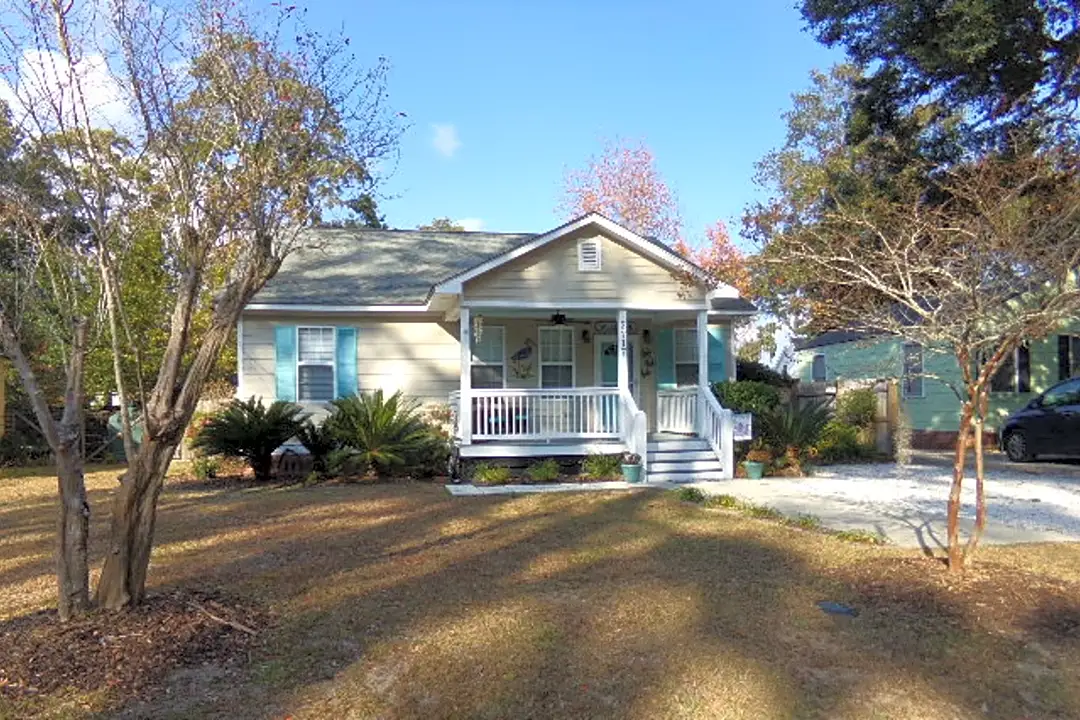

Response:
(1004, 430), (1032, 462)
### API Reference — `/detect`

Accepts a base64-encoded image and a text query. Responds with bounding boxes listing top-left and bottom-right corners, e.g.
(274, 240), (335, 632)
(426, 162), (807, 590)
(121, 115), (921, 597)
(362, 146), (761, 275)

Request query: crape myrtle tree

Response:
(0, 0), (402, 610)
(751, 127), (1080, 570)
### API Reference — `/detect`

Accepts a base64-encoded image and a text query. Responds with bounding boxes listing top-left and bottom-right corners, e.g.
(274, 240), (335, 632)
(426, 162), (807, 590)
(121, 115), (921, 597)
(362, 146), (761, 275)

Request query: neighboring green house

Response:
(793, 327), (1080, 447)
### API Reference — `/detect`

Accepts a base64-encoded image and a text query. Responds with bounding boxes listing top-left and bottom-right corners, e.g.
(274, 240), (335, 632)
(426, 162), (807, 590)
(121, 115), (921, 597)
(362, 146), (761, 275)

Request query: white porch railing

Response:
(657, 387), (698, 434)
(698, 384), (735, 478)
(450, 387), (622, 440)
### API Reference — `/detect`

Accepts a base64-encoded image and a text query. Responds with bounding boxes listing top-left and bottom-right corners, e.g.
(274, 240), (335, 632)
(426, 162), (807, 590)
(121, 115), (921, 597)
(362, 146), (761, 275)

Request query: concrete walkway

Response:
(688, 460), (1080, 550)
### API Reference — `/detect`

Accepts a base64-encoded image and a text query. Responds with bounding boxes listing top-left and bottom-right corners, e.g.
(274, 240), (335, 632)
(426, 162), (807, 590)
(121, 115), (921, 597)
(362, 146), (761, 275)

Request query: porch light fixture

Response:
(642, 329), (651, 344)
(551, 312), (567, 326)
(581, 329), (591, 344)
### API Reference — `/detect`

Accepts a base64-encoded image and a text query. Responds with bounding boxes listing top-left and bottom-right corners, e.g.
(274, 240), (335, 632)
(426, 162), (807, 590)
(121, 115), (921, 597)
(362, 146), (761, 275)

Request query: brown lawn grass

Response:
(1, 465), (1079, 719)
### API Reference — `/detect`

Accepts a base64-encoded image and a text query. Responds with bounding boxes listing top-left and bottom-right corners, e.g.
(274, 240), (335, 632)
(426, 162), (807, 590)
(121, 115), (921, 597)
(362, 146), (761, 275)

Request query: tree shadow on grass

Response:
(5, 480), (1079, 719)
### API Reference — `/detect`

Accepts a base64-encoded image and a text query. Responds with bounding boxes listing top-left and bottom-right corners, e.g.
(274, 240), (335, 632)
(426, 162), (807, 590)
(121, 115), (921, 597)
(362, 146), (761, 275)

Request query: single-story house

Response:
(792, 327), (1080, 447)
(237, 213), (756, 481)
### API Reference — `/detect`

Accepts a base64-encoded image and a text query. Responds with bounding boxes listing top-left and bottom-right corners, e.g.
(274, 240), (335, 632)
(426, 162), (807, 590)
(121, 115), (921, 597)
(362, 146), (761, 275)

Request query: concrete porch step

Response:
(647, 439), (710, 453)
(647, 470), (728, 483)
(647, 450), (717, 463)
(648, 459), (724, 474)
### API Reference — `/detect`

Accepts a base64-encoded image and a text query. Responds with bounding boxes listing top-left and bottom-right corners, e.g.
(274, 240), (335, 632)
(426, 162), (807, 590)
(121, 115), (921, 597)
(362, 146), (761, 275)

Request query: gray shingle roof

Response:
(252, 227), (534, 305)
(709, 297), (757, 313)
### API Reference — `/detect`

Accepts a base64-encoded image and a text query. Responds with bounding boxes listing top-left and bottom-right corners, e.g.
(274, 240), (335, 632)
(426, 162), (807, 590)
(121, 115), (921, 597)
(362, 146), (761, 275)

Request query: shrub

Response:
(744, 504), (784, 520)
(712, 380), (782, 416)
(835, 388), (877, 429)
(526, 458), (561, 483)
(790, 513), (822, 530)
(325, 390), (434, 476)
(760, 400), (831, 455)
(736, 359), (795, 387)
(327, 447), (368, 479)
(296, 420), (338, 474)
(192, 398), (308, 482)
(675, 487), (706, 503)
(191, 456), (220, 481)
(814, 420), (870, 464)
(472, 463), (512, 485)
(581, 453), (622, 479)
(703, 493), (740, 509)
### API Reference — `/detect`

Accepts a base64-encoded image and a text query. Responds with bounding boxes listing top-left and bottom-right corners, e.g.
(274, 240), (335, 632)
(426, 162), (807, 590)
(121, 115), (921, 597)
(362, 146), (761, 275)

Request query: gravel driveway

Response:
(691, 460), (1080, 549)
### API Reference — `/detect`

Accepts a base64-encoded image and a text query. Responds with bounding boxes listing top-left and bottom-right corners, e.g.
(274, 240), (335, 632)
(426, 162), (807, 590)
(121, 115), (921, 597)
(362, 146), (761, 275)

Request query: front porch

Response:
(450, 305), (738, 480)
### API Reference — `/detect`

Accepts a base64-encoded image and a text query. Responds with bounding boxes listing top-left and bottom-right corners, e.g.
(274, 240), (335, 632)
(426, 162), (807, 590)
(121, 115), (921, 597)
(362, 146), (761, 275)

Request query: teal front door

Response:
(596, 336), (640, 403)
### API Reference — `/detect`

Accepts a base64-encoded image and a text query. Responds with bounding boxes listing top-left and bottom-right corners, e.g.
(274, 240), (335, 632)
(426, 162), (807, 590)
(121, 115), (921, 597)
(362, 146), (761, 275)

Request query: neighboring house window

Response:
(297, 327), (335, 402)
(989, 345), (1031, 393)
(539, 326), (574, 388)
(674, 328), (699, 386)
(811, 353), (826, 382)
(471, 326), (505, 389)
(902, 343), (923, 398)
(1058, 335), (1080, 381)
(577, 239), (602, 272)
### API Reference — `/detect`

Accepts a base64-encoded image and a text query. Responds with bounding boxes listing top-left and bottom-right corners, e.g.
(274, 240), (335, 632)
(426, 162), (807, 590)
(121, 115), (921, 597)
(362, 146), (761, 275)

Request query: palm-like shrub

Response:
(296, 420), (338, 474)
(192, 398), (308, 482)
(325, 390), (435, 476)
(760, 400), (832, 464)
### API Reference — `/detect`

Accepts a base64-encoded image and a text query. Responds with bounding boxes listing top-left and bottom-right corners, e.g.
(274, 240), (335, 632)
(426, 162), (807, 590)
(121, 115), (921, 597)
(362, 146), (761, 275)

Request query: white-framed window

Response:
(811, 353), (826, 382)
(674, 327), (699, 386)
(902, 343), (923, 398)
(577, 238), (602, 272)
(471, 326), (505, 389)
(297, 326), (336, 402)
(989, 345), (1031, 393)
(1058, 335), (1080, 381)
(539, 326), (574, 388)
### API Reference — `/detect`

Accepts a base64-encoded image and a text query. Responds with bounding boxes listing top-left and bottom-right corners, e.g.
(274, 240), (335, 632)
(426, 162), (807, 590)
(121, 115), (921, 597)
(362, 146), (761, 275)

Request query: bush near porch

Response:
(466, 454), (626, 485)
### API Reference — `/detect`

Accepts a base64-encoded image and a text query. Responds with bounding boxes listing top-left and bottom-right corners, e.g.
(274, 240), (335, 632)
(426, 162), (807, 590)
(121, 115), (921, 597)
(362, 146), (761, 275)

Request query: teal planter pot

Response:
(621, 464), (643, 483)
(743, 461), (766, 480)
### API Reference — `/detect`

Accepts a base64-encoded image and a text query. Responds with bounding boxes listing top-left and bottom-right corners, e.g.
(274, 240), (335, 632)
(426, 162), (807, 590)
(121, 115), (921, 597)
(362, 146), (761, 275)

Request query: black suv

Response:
(1000, 377), (1080, 462)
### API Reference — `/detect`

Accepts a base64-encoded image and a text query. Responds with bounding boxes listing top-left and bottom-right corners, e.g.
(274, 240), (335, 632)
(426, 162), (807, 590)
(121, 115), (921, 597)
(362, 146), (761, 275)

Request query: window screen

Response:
(674, 328), (698, 386)
(539, 327), (574, 388)
(471, 326), (505, 389)
(298, 327), (335, 401)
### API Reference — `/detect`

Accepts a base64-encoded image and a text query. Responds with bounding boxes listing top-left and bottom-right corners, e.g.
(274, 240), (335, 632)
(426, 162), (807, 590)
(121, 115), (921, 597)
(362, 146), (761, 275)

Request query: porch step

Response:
(648, 450), (717, 463)
(648, 459), (724, 474)
(648, 470), (729, 483)
(647, 438), (710, 453)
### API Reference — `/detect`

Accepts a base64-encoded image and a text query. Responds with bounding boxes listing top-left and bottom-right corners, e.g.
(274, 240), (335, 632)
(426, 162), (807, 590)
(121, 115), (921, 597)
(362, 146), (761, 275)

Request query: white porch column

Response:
(696, 310), (709, 389)
(459, 307), (472, 445)
(617, 310), (629, 396)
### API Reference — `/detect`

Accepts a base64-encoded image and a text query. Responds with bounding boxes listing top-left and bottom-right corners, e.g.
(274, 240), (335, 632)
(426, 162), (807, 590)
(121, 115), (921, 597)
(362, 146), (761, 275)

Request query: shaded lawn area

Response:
(2, 467), (1080, 719)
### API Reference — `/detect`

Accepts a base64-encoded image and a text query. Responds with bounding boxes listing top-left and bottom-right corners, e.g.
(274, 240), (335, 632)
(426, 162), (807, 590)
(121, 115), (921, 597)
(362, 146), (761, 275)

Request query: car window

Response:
(1041, 379), (1080, 407)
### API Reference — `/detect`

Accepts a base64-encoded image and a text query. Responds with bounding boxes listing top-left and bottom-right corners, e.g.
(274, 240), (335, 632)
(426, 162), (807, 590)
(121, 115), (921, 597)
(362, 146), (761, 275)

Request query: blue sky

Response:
(314, 1), (841, 249)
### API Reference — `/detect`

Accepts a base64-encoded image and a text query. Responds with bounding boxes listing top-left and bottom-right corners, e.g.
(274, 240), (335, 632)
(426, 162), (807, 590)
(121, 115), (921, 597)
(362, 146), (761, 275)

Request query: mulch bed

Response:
(0, 589), (267, 703)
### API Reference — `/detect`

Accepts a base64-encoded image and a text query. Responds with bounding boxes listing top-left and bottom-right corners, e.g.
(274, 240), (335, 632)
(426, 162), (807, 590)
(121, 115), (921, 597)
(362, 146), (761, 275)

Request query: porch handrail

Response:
(620, 389), (648, 474)
(657, 387), (698, 435)
(697, 385), (734, 478)
(455, 387), (623, 441)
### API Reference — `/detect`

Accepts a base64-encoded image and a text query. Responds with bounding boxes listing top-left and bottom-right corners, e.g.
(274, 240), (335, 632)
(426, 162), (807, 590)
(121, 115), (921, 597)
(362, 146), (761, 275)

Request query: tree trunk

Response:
(947, 402), (973, 572)
(55, 448), (90, 620)
(965, 415), (988, 559)
(95, 436), (178, 609)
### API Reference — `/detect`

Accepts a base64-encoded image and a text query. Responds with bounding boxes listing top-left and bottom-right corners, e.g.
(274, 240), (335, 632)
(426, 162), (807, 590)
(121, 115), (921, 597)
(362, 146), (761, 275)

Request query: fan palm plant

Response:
(296, 420), (338, 474)
(191, 398), (308, 482)
(760, 400), (832, 472)
(325, 390), (434, 476)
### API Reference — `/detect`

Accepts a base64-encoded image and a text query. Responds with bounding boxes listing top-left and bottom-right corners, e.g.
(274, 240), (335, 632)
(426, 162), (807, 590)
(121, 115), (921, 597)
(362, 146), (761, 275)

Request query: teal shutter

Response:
(655, 328), (676, 389)
(274, 325), (297, 401)
(708, 326), (727, 383)
(335, 327), (358, 398)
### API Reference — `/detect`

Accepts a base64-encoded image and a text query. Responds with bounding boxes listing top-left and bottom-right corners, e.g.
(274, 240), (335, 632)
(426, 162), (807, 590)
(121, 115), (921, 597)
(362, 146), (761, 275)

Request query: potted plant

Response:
(742, 443), (771, 480)
(620, 452), (643, 483)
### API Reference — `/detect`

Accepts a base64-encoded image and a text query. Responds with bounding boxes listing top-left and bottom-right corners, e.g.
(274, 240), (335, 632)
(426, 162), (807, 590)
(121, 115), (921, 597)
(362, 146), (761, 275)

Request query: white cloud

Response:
(456, 217), (484, 231)
(0, 49), (133, 135)
(431, 123), (461, 158)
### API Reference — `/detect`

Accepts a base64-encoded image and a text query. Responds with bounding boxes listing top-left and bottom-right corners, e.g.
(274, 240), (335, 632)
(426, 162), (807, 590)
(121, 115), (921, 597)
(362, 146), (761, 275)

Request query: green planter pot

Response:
(743, 461), (766, 480)
(621, 464), (643, 483)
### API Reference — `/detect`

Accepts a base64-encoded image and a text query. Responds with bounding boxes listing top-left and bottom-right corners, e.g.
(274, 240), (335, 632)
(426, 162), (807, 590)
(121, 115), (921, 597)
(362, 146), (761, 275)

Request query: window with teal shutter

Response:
(655, 328), (676, 389)
(274, 325), (297, 401)
(336, 327), (358, 398)
(707, 326), (727, 383)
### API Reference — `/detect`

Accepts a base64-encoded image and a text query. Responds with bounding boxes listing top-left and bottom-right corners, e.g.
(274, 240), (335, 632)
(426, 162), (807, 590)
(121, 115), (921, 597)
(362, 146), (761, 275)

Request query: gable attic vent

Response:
(577, 239), (602, 272)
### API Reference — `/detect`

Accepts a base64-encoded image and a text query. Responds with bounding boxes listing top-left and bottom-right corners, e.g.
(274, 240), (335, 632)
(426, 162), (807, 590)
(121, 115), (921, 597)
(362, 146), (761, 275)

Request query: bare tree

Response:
(758, 149), (1080, 570)
(1, 0), (402, 609)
